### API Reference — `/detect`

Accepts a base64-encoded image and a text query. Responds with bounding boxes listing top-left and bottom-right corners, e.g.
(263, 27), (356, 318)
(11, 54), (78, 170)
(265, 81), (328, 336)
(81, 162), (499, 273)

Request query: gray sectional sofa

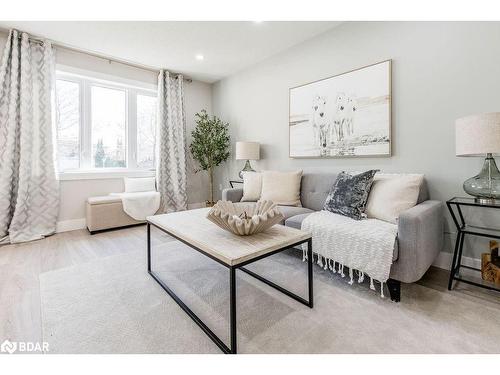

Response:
(222, 172), (444, 302)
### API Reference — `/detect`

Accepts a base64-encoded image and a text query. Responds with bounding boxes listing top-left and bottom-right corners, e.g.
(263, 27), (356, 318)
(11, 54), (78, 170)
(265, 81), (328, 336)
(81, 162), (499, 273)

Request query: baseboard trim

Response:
(432, 251), (480, 270)
(56, 218), (86, 233)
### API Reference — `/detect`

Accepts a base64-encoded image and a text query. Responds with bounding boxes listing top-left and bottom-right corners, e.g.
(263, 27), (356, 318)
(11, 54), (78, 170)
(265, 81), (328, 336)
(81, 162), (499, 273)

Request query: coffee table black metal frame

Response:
(146, 222), (313, 354)
(447, 197), (500, 293)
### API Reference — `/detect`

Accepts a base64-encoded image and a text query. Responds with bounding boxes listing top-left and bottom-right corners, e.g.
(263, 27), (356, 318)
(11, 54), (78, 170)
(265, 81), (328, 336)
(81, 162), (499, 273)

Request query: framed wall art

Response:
(289, 60), (392, 158)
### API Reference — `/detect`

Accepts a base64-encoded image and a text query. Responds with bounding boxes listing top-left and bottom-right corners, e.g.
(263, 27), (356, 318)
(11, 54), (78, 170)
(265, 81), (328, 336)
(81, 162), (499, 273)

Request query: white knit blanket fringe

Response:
(301, 210), (398, 298)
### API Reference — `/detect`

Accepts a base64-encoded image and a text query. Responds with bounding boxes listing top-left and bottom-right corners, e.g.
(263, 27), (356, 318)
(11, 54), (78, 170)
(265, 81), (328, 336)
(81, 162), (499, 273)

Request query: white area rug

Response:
(40, 231), (500, 354)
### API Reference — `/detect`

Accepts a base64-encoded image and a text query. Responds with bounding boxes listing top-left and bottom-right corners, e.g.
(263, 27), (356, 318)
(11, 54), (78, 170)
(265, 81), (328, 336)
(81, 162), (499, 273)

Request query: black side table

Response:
(446, 197), (500, 293)
(229, 180), (243, 188)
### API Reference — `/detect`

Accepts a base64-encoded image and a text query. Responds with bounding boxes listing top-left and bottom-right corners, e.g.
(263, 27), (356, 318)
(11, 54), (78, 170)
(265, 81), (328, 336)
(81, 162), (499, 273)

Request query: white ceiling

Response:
(0, 21), (340, 83)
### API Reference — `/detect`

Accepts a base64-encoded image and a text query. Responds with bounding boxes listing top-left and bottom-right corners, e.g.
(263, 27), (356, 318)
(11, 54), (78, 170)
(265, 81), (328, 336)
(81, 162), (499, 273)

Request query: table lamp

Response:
(236, 141), (260, 179)
(456, 112), (500, 203)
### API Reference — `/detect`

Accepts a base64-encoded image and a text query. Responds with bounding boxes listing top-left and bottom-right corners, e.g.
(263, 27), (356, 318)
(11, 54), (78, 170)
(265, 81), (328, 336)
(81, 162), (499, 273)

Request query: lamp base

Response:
(238, 160), (255, 179)
(463, 153), (500, 201)
(474, 197), (500, 205)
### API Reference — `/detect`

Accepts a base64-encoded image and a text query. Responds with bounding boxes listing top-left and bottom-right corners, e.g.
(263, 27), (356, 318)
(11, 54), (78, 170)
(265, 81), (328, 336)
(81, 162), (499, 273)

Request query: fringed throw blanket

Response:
(301, 211), (398, 297)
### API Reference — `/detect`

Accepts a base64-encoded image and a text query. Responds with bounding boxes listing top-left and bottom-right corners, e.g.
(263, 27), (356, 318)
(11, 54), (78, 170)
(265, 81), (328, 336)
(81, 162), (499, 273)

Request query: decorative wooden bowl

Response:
(206, 200), (284, 236)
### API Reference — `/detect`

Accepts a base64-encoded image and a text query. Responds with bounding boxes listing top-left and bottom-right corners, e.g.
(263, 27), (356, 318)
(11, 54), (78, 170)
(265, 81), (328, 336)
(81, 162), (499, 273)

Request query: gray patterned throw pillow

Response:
(323, 170), (378, 220)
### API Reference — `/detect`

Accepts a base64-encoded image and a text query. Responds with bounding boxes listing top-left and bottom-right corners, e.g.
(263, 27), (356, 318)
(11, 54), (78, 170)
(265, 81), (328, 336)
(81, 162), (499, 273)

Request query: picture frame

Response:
(289, 60), (392, 158)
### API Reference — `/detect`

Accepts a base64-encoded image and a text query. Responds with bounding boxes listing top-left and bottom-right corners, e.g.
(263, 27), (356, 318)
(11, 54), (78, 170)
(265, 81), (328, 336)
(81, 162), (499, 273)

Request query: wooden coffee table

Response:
(147, 208), (313, 354)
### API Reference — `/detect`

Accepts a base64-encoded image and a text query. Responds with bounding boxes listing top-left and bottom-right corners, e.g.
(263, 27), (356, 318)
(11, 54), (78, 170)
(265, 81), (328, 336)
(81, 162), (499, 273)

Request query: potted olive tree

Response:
(190, 110), (230, 206)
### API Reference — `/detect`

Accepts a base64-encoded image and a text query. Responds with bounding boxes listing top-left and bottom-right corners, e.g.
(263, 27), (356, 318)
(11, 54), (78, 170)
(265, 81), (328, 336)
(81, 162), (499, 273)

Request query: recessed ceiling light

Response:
(195, 54), (204, 61)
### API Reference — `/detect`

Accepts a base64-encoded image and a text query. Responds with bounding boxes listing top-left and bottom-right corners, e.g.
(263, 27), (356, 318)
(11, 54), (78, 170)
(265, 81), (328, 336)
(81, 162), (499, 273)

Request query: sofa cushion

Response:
(323, 170), (378, 220)
(299, 172), (429, 210)
(284, 213), (313, 229)
(237, 203), (312, 224)
(223, 188), (243, 202)
(366, 173), (424, 224)
(241, 172), (262, 202)
(260, 170), (303, 206)
(300, 173), (338, 211)
(277, 206), (313, 223)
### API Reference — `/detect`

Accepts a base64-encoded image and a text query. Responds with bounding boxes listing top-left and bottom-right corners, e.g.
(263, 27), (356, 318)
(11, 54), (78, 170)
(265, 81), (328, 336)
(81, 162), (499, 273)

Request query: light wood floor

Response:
(1, 226), (497, 345)
(0, 226), (148, 343)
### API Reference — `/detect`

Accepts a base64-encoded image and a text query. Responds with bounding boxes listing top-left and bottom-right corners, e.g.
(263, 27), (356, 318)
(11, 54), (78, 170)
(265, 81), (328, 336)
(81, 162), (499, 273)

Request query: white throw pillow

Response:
(260, 170), (303, 207)
(124, 177), (156, 193)
(241, 172), (262, 202)
(365, 173), (424, 224)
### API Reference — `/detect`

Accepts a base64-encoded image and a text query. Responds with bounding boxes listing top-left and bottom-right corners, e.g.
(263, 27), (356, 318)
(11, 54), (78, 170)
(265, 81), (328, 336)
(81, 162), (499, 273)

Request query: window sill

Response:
(59, 169), (155, 181)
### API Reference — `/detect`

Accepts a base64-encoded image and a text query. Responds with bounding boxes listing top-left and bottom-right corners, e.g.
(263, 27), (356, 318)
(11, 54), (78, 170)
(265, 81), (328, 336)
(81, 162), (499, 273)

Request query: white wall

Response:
(0, 32), (212, 225)
(212, 22), (500, 258)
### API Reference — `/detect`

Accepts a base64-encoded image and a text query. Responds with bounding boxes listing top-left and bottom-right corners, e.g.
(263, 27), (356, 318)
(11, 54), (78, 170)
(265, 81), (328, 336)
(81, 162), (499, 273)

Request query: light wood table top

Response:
(147, 208), (311, 266)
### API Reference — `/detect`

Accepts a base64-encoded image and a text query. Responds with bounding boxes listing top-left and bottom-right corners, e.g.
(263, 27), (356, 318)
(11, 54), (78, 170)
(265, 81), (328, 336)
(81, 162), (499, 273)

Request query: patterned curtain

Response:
(0, 30), (59, 244)
(156, 70), (188, 213)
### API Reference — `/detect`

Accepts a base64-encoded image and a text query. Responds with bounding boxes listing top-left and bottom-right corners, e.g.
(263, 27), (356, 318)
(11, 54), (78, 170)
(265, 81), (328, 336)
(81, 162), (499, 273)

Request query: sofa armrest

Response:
(222, 188), (243, 202)
(390, 200), (444, 283)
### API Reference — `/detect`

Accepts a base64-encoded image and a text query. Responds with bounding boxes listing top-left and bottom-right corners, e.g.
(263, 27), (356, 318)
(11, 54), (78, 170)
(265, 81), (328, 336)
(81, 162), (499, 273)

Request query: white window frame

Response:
(55, 67), (157, 181)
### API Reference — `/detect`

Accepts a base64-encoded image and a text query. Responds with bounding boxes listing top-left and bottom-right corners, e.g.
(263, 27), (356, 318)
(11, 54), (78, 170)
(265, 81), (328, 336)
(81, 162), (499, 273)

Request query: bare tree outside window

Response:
(55, 79), (80, 171)
(91, 86), (126, 168)
(137, 94), (157, 169)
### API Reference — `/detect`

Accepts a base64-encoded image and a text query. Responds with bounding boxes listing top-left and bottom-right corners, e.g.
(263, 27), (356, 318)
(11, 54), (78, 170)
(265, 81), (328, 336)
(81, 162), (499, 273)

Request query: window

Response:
(55, 71), (157, 174)
(137, 94), (157, 169)
(55, 79), (80, 171)
(91, 86), (127, 168)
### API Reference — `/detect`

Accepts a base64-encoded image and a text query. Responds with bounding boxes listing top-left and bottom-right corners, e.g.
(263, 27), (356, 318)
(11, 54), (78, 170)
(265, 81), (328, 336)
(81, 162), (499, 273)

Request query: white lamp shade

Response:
(456, 112), (500, 156)
(236, 141), (260, 160)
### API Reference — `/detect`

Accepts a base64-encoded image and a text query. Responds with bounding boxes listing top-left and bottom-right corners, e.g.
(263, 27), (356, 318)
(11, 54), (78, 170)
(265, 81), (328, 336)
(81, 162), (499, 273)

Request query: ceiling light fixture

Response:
(195, 54), (204, 61)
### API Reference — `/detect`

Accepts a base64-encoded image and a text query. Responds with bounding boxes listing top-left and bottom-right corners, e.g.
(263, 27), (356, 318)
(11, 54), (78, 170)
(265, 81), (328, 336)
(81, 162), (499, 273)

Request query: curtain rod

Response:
(0, 28), (193, 83)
